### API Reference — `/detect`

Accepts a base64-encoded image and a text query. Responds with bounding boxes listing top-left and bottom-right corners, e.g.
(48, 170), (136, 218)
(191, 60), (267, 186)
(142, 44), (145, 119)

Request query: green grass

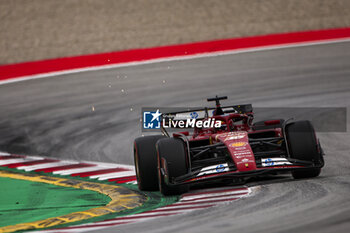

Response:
(0, 176), (110, 227)
(0, 166), (178, 231)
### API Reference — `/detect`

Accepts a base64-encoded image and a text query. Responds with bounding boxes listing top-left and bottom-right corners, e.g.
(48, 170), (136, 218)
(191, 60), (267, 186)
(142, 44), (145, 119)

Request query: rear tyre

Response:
(285, 120), (323, 179)
(156, 138), (189, 195)
(134, 135), (165, 191)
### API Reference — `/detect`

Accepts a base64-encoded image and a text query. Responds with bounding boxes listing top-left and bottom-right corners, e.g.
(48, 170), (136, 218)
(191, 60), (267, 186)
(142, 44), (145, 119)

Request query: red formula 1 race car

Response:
(134, 96), (325, 195)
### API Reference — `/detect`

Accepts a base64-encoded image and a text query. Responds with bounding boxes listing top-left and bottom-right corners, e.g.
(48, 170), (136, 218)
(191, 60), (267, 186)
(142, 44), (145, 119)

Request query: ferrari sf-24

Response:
(134, 96), (325, 195)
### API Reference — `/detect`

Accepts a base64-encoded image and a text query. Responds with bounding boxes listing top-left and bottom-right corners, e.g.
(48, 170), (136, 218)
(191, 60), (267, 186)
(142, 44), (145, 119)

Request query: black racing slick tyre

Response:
(285, 120), (323, 179)
(156, 138), (189, 196)
(134, 135), (165, 191)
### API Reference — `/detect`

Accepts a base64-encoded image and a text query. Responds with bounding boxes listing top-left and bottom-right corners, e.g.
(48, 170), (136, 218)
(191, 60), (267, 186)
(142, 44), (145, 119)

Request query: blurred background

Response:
(1, 0), (350, 64)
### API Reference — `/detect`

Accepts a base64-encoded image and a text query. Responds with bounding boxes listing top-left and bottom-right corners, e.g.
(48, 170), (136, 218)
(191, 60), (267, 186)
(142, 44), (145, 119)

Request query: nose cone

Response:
(216, 131), (257, 172)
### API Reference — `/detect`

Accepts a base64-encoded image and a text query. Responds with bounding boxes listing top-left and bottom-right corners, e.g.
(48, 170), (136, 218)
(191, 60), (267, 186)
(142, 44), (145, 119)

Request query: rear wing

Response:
(162, 104), (252, 120)
(159, 104), (252, 136)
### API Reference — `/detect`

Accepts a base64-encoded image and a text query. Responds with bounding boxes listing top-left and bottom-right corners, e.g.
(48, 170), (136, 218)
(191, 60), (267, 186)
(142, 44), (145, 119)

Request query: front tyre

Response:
(134, 135), (165, 191)
(156, 138), (189, 195)
(285, 120), (323, 179)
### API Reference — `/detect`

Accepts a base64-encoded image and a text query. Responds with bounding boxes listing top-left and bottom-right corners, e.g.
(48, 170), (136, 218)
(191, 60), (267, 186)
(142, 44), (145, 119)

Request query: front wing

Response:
(163, 159), (323, 186)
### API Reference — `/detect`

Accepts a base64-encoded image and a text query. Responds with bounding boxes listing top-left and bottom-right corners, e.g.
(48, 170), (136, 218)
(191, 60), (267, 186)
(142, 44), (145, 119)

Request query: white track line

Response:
(0, 155), (46, 165)
(52, 166), (102, 175)
(180, 190), (249, 201)
(154, 203), (214, 211)
(17, 161), (79, 171)
(0, 158), (36, 165)
(82, 160), (135, 170)
(0, 155), (135, 179)
(177, 195), (245, 204)
(126, 181), (137, 184)
(115, 211), (183, 218)
(91, 171), (135, 180)
(1, 38), (350, 87)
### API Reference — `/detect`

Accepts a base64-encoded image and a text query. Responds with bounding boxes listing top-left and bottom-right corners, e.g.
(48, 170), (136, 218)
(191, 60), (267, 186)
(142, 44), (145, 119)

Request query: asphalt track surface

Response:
(0, 42), (350, 232)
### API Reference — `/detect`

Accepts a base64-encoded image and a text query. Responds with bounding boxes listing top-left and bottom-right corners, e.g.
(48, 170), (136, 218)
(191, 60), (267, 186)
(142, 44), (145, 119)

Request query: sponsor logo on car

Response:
(234, 147), (248, 150)
(264, 158), (274, 166)
(190, 111), (199, 119)
(236, 155), (252, 159)
(197, 163), (228, 176)
(230, 142), (247, 147)
(237, 159), (254, 165)
(224, 135), (245, 141)
(234, 151), (251, 156)
(261, 158), (293, 167)
(216, 164), (225, 172)
(220, 132), (246, 139)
